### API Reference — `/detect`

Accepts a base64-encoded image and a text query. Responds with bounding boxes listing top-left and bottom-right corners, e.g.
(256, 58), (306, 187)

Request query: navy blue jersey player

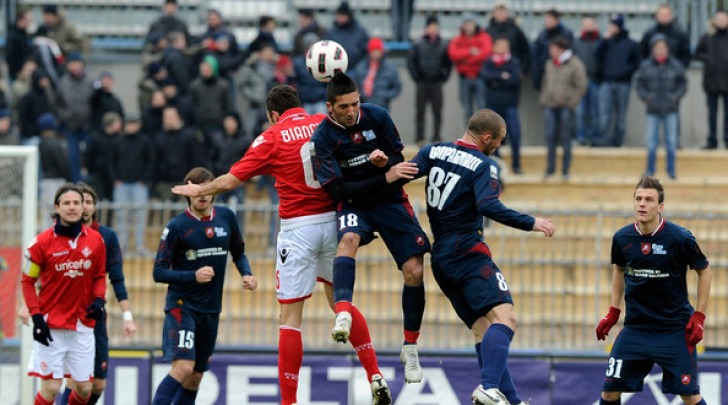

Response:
(595, 176), (712, 405)
(409, 109), (555, 405)
(151, 167), (257, 405)
(311, 71), (430, 383)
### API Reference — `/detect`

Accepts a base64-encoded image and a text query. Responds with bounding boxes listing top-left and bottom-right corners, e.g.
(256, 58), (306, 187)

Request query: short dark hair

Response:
(635, 176), (665, 204)
(549, 35), (570, 50)
(183, 167), (215, 205)
(326, 71), (359, 104)
(259, 15), (275, 28)
(54, 183), (83, 206)
(266, 85), (302, 115)
(298, 8), (314, 18)
(467, 109), (506, 139)
(545, 9), (561, 19)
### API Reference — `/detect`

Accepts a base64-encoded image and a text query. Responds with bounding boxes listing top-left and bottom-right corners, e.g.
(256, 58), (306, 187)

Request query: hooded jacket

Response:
(486, 17), (531, 74)
(448, 24), (493, 79)
(695, 27), (728, 93)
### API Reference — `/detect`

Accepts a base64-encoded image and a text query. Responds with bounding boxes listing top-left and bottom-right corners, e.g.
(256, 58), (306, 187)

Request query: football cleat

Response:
(472, 385), (510, 405)
(370, 373), (392, 405)
(331, 311), (352, 343)
(400, 344), (423, 383)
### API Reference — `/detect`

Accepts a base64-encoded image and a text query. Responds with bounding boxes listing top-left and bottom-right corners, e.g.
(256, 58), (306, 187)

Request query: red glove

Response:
(686, 311), (706, 347)
(596, 306), (621, 341)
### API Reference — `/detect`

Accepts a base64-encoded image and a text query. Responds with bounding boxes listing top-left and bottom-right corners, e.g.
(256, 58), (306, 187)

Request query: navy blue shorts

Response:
(337, 200), (430, 269)
(431, 243), (513, 328)
(162, 306), (220, 372)
(93, 310), (109, 379)
(602, 327), (700, 395)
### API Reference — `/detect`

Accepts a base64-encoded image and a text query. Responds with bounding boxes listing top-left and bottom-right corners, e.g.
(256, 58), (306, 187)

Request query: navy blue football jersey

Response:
(410, 140), (534, 258)
(611, 219), (709, 331)
(153, 206), (251, 313)
(311, 103), (407, 205)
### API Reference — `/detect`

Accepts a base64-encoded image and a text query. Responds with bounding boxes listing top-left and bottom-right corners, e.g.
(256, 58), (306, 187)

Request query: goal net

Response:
(0, 146), (38, 405)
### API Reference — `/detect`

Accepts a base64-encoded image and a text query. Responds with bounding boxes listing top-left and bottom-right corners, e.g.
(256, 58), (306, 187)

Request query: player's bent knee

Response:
(681, 394), (703, 405)
(337, 233), (360, 255)
(170, 360), (196, 381)
(74, 381), (93, 398)
(40, 378), (63, 397)
(602, 391), (621, 401)
(185, 371), (204, 390)
(402, 256), (424, 285)
(92, 378), (106, 393)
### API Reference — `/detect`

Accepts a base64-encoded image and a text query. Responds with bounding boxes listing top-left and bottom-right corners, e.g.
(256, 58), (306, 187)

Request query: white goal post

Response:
(0, 146), (39, 405)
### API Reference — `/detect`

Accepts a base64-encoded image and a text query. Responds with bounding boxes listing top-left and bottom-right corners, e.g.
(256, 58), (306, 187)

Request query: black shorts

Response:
(93, 310), (109, 379)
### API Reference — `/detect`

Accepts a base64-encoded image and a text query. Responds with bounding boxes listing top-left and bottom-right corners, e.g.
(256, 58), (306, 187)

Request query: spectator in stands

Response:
(18, 69), (55, 146)
(594, 13), (640, 148)
(41, 5), (88, 57)
(407, 15), (452, 145)
(112, 116), (154, 254)
(86, 112), (122, 200)
(481, 38), (523, 174)
(141, 32), (169, 74)
(11, 60), (37, 126)
(532, 9), (573, 91)
(540, 36), (587, 181)
(391, 0), (414, 42)
(56, 52), (94, 182)
(160, 79), (195, 127)
(325, 2), (370, 69)
(32, 26), (64, 87)
(0, 108), (12, 145)
(695, 10), (728, 150)
(350, 38), (401, 110)
(190, 55), (231, 135)
(248, 15), (279, 56)
(292, 33), (328, 114)
(448, 14), (493, 125)
(636, 36), (687, 180)
(138, 62), (169, 111)
(197, 9), (240, 58)
(486, 2), (531, 77)
(237, 44), (291, 133)
(5, 8), (35, 81)
(143, 89), (167, 135)
(293, 8), (325, 57)
(572, 15), (603, 146)
(90, 71), (125, 134)
(640, 4), (691, 68)
(161, 31), (195, 94)
(37, 113), (71, 229)
(152, 106), (195, 201)
(147, 0), (190, 46)
(211, 112), (251, 231)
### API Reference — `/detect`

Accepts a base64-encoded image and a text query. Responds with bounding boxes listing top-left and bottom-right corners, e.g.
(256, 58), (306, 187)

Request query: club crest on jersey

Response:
(362, 130), (377, 141)
(416, 235), (425, 246)
(206, 227), (215, 238)
(81, 246), (92, 258)
(641, 243), (652, 255)
(185, 249), (197, 261)
(681, 374), (691, 385)
(350, 132), (363, 144)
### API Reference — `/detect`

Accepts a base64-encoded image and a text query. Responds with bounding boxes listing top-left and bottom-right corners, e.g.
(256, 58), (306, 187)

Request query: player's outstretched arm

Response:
(172, 173), (242, 198)
(532, 217), (555, 237)
(385, 162), (420, 183)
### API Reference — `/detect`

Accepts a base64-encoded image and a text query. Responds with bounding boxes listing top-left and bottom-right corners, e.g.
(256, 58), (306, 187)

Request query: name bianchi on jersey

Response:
(185, 247), (228, 260)
(429, 146), (483, 171)
(626, 267), (670, 278)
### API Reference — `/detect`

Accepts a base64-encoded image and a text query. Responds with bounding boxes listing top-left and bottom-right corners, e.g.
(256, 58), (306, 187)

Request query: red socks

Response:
(69, 390), (89, 405)
(278, 327), (303, 405)
(349, 306), (381, 382)
(34, 392), (55, 405)
(334, 301), (353, 314)
(404, 329), (420, 345)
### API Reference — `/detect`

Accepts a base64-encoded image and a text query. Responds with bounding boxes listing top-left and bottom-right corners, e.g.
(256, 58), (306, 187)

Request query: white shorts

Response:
(276, 212), (337, 303)
(27, 320), (95, 381)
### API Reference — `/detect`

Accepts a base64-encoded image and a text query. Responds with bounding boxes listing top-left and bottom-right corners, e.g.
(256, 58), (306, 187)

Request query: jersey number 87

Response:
(426, 167), (461, 210)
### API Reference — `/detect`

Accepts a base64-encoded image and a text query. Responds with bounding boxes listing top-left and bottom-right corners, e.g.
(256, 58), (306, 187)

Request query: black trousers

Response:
(415, 81), (444, 143)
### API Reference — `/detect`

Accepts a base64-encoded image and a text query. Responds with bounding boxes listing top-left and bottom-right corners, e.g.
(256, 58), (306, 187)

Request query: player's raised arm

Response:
(172, 173), (241, 198)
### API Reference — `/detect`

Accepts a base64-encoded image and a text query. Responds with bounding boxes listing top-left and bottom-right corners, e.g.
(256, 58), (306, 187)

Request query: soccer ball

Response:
(305, 40), (349, 82)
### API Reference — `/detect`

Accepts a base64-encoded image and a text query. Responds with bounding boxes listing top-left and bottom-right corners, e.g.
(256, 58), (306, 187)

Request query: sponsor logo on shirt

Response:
(651, 243), (667, 254)
(186, 247), (228, 261)
(362, 130), (377, 141)
(52, 250), (70, 257)
(81, 247), (92, 258)
(339, 153), (369, 168)
(625, 266), (669, 278)
(490, 165), (499, 179)
(186, 249), (197, 260)
(252, 135), (266, 148)
(161, 228), (169, 241)
(56, 258), (92, 278)
(205, 227), (228, 238)
(279, 248), (289, 264)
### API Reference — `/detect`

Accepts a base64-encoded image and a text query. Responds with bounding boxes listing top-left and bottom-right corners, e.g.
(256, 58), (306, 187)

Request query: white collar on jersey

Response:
(186, 207), (216, 222)
(633, 217), (665, 236)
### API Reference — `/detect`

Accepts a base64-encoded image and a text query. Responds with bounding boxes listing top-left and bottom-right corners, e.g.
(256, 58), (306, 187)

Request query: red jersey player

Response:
(173, 85), (414, 405)
(21, 183), (107, 405)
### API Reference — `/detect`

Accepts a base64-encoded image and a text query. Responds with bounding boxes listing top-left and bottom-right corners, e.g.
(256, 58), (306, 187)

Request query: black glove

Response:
(31, 314), (53, 346)
(85, 297), (105, 320)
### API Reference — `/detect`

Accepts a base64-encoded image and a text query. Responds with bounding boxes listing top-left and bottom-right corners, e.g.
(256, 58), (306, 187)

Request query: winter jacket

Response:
(247, 31), (279, 55)
(85, 129), (119, 199)
(448, 29), (493, 79)
(211, 129), (251, 177)
(147, 14), (190, 45)
(407, 34), (451, 82)
(486, 17), (531, 74)
(293, 21), (326, 57)
(595, 30), (640, 83)
(292, 56), (327, 104)
(480, 56), (522, 107)
(197, 27), (242, 75)
(572, 33), (602, 80)
(189, 76), (231, 132)
(640, 22), (691, 67)
(111, 130), (155, 184)
(90, 88), (125, 133)
(539, 53), (588, 109)
(694, 28), (728, 93)
(161, 46), (195, 94)
(56, 71), (94, 131)
(635, 56), (687, 115)
(142, 106), (164, 135)
(237, 56), (275, 107)
(42, 16), (87, 56)
(532, 23), (574, 89)
(18, 72), (55, 138)
(324, 19), (370, 68)
(38, 133), (71, 180)
(5, 24), (35, 80)
(153, 127), (195, 183)
(350, 56), (402, 110)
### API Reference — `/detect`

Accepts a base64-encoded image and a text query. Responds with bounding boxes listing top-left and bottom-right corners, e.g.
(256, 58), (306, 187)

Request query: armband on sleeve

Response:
(24, 261), (41, 278)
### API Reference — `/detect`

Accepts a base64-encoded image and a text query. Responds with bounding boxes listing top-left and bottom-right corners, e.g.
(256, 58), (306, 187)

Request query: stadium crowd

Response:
(1, 1), (728, 244)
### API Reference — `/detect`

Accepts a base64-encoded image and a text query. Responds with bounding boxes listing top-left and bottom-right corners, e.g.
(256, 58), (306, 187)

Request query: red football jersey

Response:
(229, 108), (336, 219)
(21, 225), (107, 330)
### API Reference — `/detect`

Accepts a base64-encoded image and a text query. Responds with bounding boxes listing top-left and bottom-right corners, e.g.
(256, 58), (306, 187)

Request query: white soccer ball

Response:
(305, 40), (349, 82)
